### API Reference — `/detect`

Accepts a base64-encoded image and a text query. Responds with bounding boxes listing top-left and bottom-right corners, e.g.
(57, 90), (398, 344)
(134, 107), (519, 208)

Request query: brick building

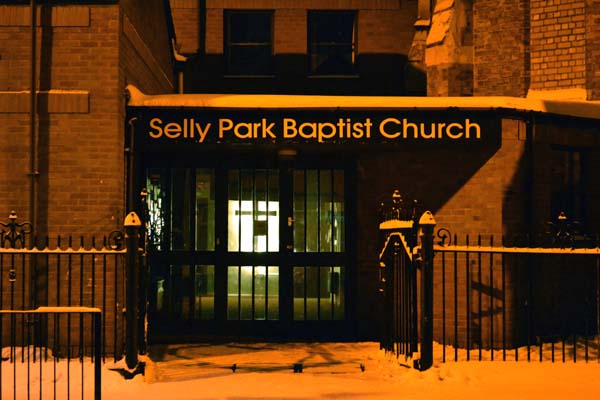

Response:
(1, 0), (600, 348)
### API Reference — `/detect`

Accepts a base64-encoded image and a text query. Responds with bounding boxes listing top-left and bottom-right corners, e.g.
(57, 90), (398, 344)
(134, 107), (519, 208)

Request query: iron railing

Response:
(0, 308), (102, 400)
(0, 239), (126, 361)
(434, 235), (600, 363)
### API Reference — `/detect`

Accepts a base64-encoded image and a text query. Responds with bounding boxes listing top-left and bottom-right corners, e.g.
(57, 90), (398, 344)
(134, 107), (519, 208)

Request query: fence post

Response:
(94, 311), (102, 400)
(124, 212), (141, 371)
(418, 211), (436, 371)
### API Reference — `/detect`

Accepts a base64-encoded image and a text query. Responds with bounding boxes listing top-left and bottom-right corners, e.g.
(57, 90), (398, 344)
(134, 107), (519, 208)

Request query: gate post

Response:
(418, 211), (436, 371)
(124, 211), (141, 370)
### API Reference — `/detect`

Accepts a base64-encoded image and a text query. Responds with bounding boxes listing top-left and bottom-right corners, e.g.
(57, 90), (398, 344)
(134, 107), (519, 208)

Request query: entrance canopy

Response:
(126, 85), (600, 120)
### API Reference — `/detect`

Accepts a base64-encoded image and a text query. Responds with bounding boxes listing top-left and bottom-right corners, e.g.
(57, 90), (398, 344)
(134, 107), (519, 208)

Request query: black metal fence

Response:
(0, 308), (102, 400)
(377, 191), (600, 369)
(0, 241), (126, 361)
(434, 236), (600, 363)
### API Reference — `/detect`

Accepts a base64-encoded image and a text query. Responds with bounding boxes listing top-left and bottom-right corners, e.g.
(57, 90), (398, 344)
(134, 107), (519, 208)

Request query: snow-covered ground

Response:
(3, 342), (600, 399)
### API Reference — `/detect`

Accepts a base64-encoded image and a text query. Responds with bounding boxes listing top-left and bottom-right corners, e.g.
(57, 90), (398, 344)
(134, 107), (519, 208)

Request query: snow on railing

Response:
(0, 246), (126, 254)
(434, 244), (600, 255)
(379, 231), (416, 262)
(0, 306), (101, 314)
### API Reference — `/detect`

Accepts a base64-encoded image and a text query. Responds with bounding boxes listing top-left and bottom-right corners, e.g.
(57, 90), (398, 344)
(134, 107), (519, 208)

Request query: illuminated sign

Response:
(130, 109), (501, 147)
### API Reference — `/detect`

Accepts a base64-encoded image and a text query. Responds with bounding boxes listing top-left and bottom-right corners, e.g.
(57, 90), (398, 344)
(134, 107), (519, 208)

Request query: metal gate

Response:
(377, 191), (436, 371)
(379, 190), (435, 370)
(378, 230), (418, 360)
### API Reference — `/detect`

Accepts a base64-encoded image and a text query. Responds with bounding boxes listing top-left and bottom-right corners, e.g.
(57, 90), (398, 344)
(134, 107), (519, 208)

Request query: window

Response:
(550, 148), (588, 228)
(224, 11), (273, 75)
(308, 11), (357, 75)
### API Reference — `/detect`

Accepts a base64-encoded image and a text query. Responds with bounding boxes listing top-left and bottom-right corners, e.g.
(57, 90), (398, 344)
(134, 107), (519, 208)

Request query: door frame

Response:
(136, 149), (358, 341)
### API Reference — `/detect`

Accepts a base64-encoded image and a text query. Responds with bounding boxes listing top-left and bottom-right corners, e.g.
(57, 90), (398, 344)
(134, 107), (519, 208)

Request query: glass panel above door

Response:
(228, 169), (279, 252)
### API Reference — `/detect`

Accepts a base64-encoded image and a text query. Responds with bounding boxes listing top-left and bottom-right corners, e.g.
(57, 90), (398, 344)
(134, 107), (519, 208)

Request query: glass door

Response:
(145, 167), (217, 326)
(225, 168), (280, 321)
(291, 168), (346, 322)
(144, 159), (350, 339)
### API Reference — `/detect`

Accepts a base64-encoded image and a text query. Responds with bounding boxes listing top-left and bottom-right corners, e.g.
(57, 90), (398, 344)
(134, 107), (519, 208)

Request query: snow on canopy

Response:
(126, 85), (600, 120)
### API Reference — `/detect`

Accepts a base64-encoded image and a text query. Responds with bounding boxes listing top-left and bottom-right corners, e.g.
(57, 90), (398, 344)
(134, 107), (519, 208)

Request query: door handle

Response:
(287, 217), (294, 227)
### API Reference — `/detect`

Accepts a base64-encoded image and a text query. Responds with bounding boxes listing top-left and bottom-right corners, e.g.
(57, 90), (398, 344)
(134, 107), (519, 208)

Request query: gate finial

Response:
(419, 211), (436, 226)
(0, 211), (33, 248)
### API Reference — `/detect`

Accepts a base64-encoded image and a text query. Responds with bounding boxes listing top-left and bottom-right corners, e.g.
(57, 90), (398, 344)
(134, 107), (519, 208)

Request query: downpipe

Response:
(29, 0), (39, 238)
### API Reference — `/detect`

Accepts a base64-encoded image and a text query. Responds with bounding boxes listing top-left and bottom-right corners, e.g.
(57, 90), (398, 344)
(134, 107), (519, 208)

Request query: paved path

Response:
(145, 342), (398, 382)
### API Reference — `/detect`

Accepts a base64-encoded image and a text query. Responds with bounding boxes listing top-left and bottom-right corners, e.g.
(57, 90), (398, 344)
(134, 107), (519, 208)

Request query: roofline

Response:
(125, 85), (600, 121)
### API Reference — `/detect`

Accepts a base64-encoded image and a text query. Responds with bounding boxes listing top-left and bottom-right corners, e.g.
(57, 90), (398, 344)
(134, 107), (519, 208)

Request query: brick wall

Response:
(359, 7), (417, 55)
(0, 4), (122, 353)
(180, 0), (419, 95)
(40, 7), (121, 238)
(0, 5), (122, 238)
(0, 3), (174, 236)
(187, 0), (416, 56)
(355, 118), (528, 339)
(0, 2), (174, 353)
(587, 0), (600, 100)
(425, 0), (474, 96)
(0, 114), (30, 221)
(171, 3), (200, 55)
(205, 8), (223, 54)
(473, 0), (529, 96)
(530, 0), (586, 91)
(121, 2), (176, 95)
(274, 9), (306, 54)
(122, 0), (174, 80)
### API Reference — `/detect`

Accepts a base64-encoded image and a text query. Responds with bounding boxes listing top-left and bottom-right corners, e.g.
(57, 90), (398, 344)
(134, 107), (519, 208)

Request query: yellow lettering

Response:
(219, 119), (233, 138)
(299, 122), (317, 139)
(437, 123), (446, 138)
(446, 123), (463, 139)
(148, 118), (163, 139)
(283, 118), (297, 138)
(465, 119), (481, 139)
(196, 122), (211, 143)
(164, 122), (182, 139)
(318, 122), (336, 143)
(234, 122), (252, 139)
(403, 119), (419, 139)
(352, 122), (364, 138)
(379, 118), (402, 139)
(364, 118), (372, 138)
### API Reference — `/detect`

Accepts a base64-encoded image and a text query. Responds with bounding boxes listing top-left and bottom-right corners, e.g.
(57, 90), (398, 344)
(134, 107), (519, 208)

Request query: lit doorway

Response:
(144, 158), (351, 339)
